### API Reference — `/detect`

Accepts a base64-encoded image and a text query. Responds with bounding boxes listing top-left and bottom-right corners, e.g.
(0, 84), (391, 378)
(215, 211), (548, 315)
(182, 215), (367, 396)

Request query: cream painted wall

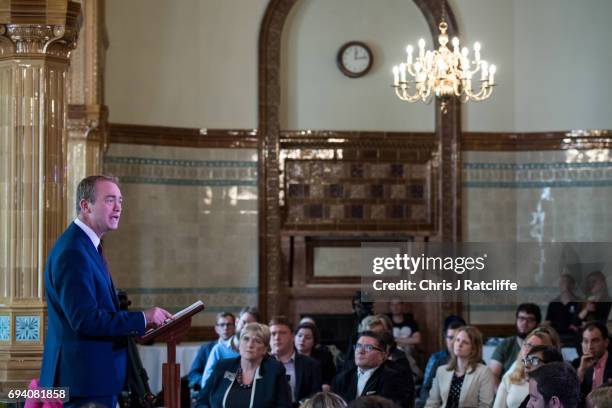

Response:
(105, 0), (612, 132)
(450, 0), (515, 132)
(105, 0), (267, 128)
(513, 0), (612, 131)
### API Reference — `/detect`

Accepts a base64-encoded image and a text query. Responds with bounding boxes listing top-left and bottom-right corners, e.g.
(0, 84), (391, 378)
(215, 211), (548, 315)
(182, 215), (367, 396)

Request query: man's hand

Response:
(577, 352), (597, 383)
(144, 307), (173, 328)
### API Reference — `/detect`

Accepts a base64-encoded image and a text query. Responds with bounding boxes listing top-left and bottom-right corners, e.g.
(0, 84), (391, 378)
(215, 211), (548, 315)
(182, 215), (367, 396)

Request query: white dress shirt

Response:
(357, 366), (378, 397)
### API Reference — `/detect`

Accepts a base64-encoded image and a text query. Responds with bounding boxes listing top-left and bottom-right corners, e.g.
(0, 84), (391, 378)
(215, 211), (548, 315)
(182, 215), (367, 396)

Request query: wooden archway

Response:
(257, 0), (462, 331)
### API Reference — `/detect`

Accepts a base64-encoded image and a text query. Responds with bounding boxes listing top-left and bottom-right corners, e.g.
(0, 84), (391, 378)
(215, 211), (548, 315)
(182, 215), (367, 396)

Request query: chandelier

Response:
(392, 14), (497, 112)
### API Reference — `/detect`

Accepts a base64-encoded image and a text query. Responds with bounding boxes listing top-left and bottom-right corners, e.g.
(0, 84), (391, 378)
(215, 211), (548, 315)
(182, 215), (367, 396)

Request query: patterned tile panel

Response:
(284, 160), (433, 228)
(15, 316), (40, 341)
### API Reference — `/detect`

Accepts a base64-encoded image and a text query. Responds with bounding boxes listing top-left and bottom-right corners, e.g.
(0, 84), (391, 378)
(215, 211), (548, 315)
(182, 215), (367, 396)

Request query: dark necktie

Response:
(98, 241), (119, 307)
(97, 241), (110, 275)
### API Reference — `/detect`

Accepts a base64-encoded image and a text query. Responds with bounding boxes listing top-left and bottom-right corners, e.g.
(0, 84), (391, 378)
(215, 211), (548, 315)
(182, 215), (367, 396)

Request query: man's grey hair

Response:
(76, 175), (119, 213)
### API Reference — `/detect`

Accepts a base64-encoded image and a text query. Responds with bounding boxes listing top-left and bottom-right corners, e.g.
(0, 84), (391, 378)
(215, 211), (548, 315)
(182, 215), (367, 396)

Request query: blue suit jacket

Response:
(188, 341), (217, 388)
(39, 222), (146, 397)
(195, 356), (292, 408)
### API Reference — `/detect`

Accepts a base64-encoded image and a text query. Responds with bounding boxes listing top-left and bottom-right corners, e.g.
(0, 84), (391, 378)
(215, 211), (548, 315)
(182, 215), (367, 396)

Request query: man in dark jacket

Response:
(332, 331), (412, 407)
(269, 316), (322, 404)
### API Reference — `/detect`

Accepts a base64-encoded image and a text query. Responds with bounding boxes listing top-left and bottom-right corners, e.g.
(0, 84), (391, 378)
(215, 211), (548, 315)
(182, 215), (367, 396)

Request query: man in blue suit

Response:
(40, 175), (172, 407)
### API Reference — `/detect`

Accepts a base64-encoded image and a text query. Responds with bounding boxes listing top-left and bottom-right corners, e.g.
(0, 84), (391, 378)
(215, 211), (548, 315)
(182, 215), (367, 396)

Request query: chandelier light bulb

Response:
(452, 37), (460, 52)
(489, 64), (497, 84)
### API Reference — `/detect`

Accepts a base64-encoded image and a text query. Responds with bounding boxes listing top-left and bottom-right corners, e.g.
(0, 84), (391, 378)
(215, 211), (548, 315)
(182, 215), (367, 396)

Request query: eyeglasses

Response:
(217, 323), (235, 327)
(517, 315), (537, 323)
(522, 355), (542, 368)
(354, 343), (384, 353)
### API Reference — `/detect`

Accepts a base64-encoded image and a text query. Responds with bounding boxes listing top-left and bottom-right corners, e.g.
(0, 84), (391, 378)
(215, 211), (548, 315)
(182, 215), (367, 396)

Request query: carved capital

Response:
(0, 24), (78, 58)
(0, 1), (81, 59)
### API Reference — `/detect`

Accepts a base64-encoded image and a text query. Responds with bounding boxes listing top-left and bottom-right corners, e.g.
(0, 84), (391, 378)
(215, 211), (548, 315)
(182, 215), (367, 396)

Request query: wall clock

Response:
(336, 41), (373, 78)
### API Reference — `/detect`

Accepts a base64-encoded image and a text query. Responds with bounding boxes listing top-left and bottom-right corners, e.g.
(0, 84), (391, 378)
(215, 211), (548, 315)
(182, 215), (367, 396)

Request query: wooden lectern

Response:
(138, 301), (205, 408)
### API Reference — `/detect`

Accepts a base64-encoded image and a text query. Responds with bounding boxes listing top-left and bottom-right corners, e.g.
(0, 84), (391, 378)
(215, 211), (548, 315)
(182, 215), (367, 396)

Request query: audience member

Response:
(347, 395), (399, 408)
(494, 327), (561, 408)
(346, 314), (416, 401)
(578, 271), (611, 326)
(387, 300), (422, 350)
(200, 306), (259, 388)
(488, 303), (542, 384)
(545, 274), (581, 345)
(417, 317), (466, 407)
(332, 331), (411, 407)
(269, 316), (322, 404)
(527, 362), (580, 408)
(425, 325), (495, 408)
(300, 391), (347, 408)
(586, 386), (612, 408)
(188, 312), (235, 389)
(518, 345), (565, 408)
(295, 322), (337, 391)
(344, 292), (375, 367)
(576, 322), (612, 402)
(195, 323), (291, 408)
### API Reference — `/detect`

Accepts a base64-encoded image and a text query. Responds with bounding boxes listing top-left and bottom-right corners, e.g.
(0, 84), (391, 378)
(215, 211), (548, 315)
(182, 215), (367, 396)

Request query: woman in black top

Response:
(295, 322), (336, 391)
(196, 322), (291, 408)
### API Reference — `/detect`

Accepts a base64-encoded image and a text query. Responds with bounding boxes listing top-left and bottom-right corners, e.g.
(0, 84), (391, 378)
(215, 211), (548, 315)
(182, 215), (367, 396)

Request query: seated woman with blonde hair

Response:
(426, 325), (494, 408)
(300, 391), (347, 408)
(195, 322), (291, 408)
(493, 326), (561, 408)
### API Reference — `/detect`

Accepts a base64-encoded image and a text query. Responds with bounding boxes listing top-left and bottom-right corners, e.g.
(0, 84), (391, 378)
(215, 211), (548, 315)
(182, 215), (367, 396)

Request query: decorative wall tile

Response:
(349, 184), (366, 199)
(390, 185), (405, 199)
(284, 159), (433, 228)
(371, 164), (387, 178)
(310, 184), (324, 198)
(329, 205), (344, 219)
(15, 316), (40, 341)
(370, 184), (384, 198)
(0, 315), (9, 341)
(370, 205), (385, 219)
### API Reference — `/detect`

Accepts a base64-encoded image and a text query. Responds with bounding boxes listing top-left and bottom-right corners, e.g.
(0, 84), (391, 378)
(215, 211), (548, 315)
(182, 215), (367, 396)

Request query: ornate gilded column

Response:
(66, 0), (108, 222)
(0, 1), (81, 391)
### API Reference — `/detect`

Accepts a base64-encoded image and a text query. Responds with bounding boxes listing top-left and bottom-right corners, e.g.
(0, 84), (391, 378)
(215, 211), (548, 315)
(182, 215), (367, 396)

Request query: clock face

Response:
(337, 41), (373, 78)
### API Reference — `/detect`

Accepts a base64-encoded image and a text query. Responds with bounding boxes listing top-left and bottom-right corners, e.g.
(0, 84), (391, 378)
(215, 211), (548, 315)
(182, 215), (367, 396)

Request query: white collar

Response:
(358, 366), (379, 376)
(74, 218), (101, 250)
(275, 350), (296, 364)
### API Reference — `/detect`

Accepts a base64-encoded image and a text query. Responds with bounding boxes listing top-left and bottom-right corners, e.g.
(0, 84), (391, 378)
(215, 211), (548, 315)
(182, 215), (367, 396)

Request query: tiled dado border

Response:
(463, 161), (612, 188)
(104, 156), (257, 187)
(109, 124), (611, 151)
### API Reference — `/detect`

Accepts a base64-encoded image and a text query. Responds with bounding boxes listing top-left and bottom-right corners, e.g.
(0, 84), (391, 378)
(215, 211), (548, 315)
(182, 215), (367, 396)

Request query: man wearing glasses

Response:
(488, 303), (541, 385)
(188, 312), (235, 390)
(332, 331), (411, 407)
